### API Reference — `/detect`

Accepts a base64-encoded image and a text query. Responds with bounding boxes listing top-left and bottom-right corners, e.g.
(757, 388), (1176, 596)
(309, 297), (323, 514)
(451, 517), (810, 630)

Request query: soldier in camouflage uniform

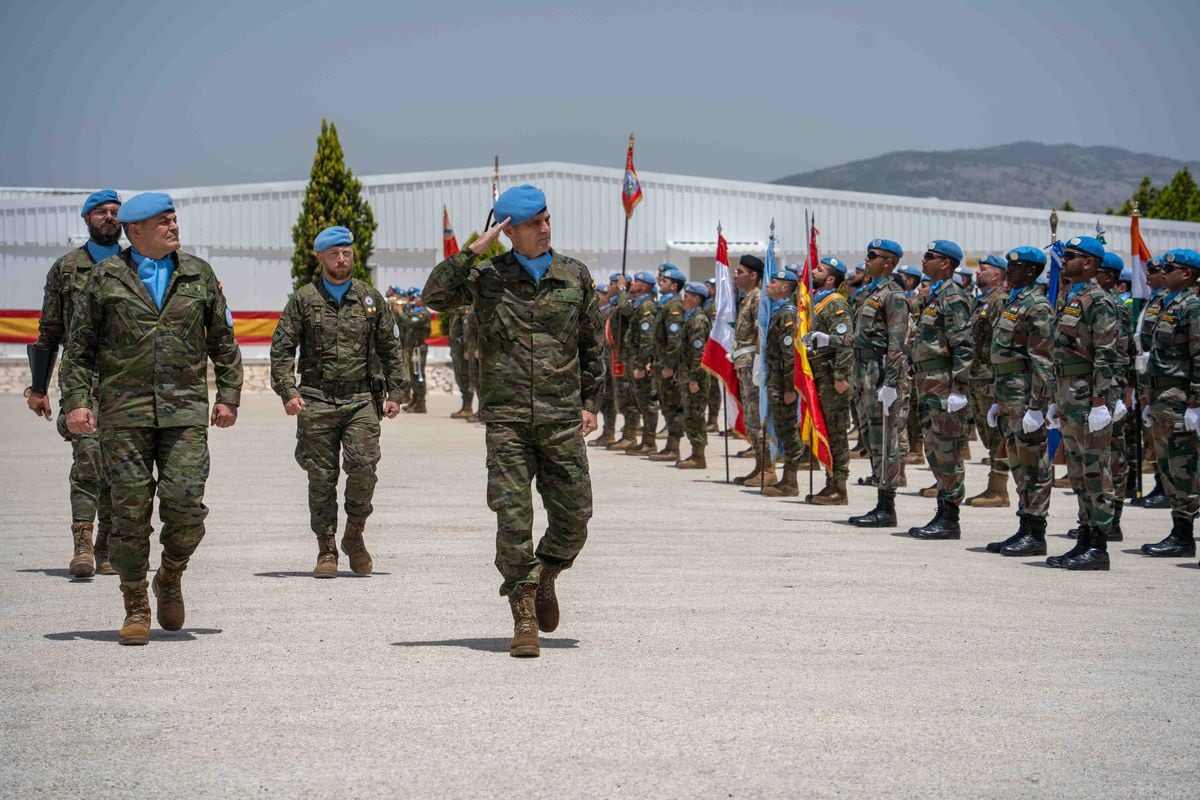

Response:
(961, 255), (1012, 507)
(648, 265), (688, 462)
(906, 241), (974, 540)
(848, 239), (911, 528)
(983, 247), (1056, 556)
(398, 288), (431, 414)
(62, 193), (243, 646)
(424, 184), (603, 659)
(760, 268), (804, 497)
(1045, 236), (1121, 571)
(804, 257), (854, 505)
(26, 190), (121, 578)
(589, 275), (620, 447)
(445, 307), (474, 418)
(892, 265), (922, 480)
(271, 226), (405, 579)
(732, 255), (774, 486)
(1138, 248), (1200, 560)
(606, 275), (640, 450)
(677, 282), (712, 468)
(1092, 253), (1135, 538)
(621, 271), (660, 455)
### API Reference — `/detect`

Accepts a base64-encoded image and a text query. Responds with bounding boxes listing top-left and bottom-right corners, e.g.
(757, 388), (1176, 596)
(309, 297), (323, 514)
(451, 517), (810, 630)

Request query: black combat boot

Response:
(1107, 501), (1125, 542)
(1047, 525), (1091, 567)
(848, 490), (897, 528)
(1066, 521), (1084, 539)
(1002, 515), (1048, 557)
(908, 499), (945, 538)
(909, 499), (961, 540)
(986, 514), (1027, 553)
(1064, 526), (1110, 570)
(1141, 517), (1197, 557)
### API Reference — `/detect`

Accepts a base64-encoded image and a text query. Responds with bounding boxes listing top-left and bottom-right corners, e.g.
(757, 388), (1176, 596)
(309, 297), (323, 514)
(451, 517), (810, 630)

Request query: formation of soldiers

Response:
(23, 187), (1200, 654)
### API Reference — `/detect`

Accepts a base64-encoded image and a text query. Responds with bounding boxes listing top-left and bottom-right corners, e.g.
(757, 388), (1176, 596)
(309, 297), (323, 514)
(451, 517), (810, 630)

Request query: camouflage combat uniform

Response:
(624, 292), (660, 445)
(968, 287), (1011, 478)
(270, 278), (405, 538)
(424, 248), (603, 596)
(36, 246), (113, 531)
(594, 295), (619, 435)
(61, 249), (243, 582)
(653, 291), (686, 442)
(911, 279), (974, 505)
(765, 300), (802, 467)
(398, 300), (431, 408)
(851, 276), (911, 492)
(733, 286), (763, 449)
(680, 304), (712, 451)
(808, 288), (854, 481)
(704, 296), (721, 426)
(1106, 287), (1136, 524)
(608, 291), (641, 443)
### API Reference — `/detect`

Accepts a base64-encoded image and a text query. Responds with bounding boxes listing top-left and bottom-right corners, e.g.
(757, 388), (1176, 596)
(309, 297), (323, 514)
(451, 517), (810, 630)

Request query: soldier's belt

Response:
(854, 346), (886, 360)
(1054, 362), (1092, 377)
(1150, 376), (1189, 390)
(914, 357), (951, 373)
(992, 361), (1027, 376)
(302, 378), (373, 394)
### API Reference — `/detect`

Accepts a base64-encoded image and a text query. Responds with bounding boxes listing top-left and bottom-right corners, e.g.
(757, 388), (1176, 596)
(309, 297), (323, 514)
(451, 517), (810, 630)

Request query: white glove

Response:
(1046, 403), (1060, 430)
(807, 331), (830, 348)
(1142, 404), (1152, 427)
(877, 385), (898, 411)
(1022, 408), (1044, 434)
(986, 403), (1000, 428)
(1135, 353), (1150, 374)
(1087, 404), (1112, 432)
(1185, 407), (1200, 432)
(946, 392), (968, 414)
(1112, 399), (1128, 422)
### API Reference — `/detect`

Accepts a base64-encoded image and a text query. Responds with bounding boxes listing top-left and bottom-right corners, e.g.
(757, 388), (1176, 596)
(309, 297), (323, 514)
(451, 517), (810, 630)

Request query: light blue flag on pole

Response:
(756, 222), (781, 458)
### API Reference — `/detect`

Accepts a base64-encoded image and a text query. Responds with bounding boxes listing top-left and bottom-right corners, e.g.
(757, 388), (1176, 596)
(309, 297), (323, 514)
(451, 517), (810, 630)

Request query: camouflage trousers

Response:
(1109, 416), (1129, 508)
(613, 370), (641, 430)
(596, 366), (618, 428)
(449, 339), (472, 403)
(768, 388), (803, 468)
(655, 370), (684, 437)
(853, 359), (902, 491)
(899, 369), (914, 456)
(1055, 387), (1115, 532)
(295, 398), (381, 536)
(1149, 388), (1199, 521)
(735, 363), (762, 445)
(682, 375), (710, 448)
(486, 420), (591, 596)
(100, 425), (210, 582)
(970, 379), (1009, 474)
(629, 370), (659, 431)
(916, 376), (967, 505)
(468, 355), (480, 405)
(995, 397), (1051, 517)
(404, 345), (428, 403)
(707, 373), (721, 420)
(56, 400), (112, 524)
(815, 373), (851, 481)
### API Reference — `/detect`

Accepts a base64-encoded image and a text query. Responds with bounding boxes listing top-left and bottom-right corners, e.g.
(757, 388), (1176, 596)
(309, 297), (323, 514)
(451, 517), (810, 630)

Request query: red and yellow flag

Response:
(621, 134), (644, 218)
(443, 206), (459, 259)
(793, 220), (832, 471)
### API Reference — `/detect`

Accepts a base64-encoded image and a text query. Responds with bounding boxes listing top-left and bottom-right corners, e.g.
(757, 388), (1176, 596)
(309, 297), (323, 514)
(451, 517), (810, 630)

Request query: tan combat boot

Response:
(648, 435), (681, 462)
(313, 533), (338, 578)
(93, 522), (116, 575)
(762, 465), (800, 497)
(588, 425), (616, 447)
(119, 580), (151, 646)
(152, 557), (186, 631)
(341, 516), (373, 575)
(607, 425), (638, 451)
(69, 522), (95, 578)
(508, 584), (540, 658)
(905, 450), (925, 465)
(810, 477), (848, 505)
(677, 444), (706, 469)
(627, 430), (658, 456)
(449, 398), (473, 419)
(535, 566), (561, 633)
(964, 470), (1011, 507)
(412, 397), (428, 414)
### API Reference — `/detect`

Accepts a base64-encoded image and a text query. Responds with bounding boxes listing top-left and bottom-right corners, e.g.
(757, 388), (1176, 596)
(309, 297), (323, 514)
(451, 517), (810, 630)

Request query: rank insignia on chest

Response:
(1002, 311), (1019, 322)
(834, 309), (845, 316)
(1161, 315), (1177, 324)
(922, 307), (937, 317)
(1062, 306), (1081, 317)
(784, 320), (793, 328)
(866, 298), (881, 309)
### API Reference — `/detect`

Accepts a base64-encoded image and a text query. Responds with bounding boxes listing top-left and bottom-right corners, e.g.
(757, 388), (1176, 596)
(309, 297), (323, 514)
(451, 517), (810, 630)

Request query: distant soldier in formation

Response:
(589, 274), (621, 447)
(804, 256), (854, 505)
(759, 267), (804, 497)
(63, 192), (243, 645)
(1092, 253), (1134, 538)
(731, 255), (772, 487)
(677, 282), (712, 468)
(648, 265), (688, 463)
(606, 275), (642, 451)
(26, 190), (121, 577)
(621, 271), (661, 456)
(445, 306), (474, 419)
(271, 226), (405, 579)
(964, 254), (1012, 508)
(398, 287), (431, 413)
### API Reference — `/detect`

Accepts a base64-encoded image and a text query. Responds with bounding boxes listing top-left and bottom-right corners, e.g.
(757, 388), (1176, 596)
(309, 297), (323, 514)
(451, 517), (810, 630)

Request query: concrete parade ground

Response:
(1, 391), (1197, 799)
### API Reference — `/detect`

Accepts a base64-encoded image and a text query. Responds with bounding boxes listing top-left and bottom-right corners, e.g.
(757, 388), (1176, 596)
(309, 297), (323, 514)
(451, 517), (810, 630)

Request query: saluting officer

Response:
(270, 226), (405, 579)
(804, 256), (854, 505)
(677, 281), (712, 468)
(648, 265), (688, 463)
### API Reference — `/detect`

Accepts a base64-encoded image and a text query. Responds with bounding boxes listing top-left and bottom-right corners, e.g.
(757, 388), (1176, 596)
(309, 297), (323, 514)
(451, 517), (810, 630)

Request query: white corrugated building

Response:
(4, 161), (1200, 358)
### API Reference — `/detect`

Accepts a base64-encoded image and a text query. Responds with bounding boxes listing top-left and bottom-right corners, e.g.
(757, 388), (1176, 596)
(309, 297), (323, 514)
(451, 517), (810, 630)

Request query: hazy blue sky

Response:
(2, 0), (1197, 189)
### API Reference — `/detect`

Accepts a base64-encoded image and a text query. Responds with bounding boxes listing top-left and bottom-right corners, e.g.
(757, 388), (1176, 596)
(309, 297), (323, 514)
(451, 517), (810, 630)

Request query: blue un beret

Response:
(1099, 252), (1125, 273)
(1164, 248), (1200, 270)
(1065, 235), (1105, 260)
(633, 271), (657, 285)
(684, 282), (709, 298)
(314, 225), (353, 252)
(770, 268), (799, 283)
(608, 273), (622, 283)
(868, 238), (903, 259)
(1147, 255), (1163, 269)
(820, 256), (847, 275)
(117, 192), (174, 223)
(926, 239), (964, 264)
(495, 184), (546, 227)
(894, 264), (922, 280)
(408, 286), (422, 297)
(81, 189), (121, 218)
(979, 255), (1006, 269)
(1119, 267), (1133, 283)
(661, 265), (687, 284)
(854, 262), (867, 273)
(1005, 246), (1047, 268)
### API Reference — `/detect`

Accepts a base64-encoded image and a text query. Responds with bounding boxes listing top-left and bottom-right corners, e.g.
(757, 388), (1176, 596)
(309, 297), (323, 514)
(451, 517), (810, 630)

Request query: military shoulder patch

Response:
(866, 298), (882, 309)
(1062, 306), (1081, 317)
(1002, 311), (1019, 321)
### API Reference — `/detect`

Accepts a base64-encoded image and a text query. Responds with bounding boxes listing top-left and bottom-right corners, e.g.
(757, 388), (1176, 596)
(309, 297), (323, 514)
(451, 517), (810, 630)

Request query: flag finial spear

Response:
(717, 220), (722, 234)
(1049, 209), (1058, 240)
(1131, 200), (1141, 218)
(629, 132), (635, 146)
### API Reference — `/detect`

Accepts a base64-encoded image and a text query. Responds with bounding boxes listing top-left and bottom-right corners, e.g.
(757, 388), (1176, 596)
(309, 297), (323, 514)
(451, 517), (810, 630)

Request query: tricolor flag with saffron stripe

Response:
(793, 217), (832, 471)
(702, 226), (745, 436)
(443, 206), (459, 259)
(1130, 213), (1152, 301)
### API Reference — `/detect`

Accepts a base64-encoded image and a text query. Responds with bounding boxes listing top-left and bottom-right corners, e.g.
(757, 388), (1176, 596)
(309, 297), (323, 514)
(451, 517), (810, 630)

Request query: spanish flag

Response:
(793, 217), (832, 472)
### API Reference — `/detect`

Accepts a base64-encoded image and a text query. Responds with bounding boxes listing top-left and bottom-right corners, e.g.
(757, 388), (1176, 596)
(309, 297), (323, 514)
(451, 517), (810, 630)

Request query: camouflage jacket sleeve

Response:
(883, 288), (910, 386)
(60, 269), (101, 413)
(36, 257), (67, 349)
(1114, 302), (1135, 392)
(683, 313), (711, 383)
(1026, 296), (1056, 410)
(423, 250), (480, 312)
(1188, 298), (1200, 407)
(944, 290), (975, 394)
(204, 267), (243, 406)
(1086, 290), (1120, 401)
(661, 300), (686, 371)
(372, 289), (407, 400)
(578, 269), (605, 414)
(270, 293), (304, 402)
(635, 300), (656, 367)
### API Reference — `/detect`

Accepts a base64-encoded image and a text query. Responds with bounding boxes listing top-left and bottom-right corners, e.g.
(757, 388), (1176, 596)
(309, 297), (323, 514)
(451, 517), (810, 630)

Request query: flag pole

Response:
(807, 210), (815, 500)
(1130, 200), (1144, 501)
(760, 219), (775, 495)
(719, 221), (731, 484)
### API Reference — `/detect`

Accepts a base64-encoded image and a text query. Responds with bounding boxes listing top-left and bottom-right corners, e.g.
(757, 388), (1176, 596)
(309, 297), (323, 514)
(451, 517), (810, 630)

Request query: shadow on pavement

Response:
(44, 628), (223, 642)
(16, 568), (96, 580)
(392, 637), (580, 653)
(1174, 562), (1198, 569)
(253, 571), (391, 578)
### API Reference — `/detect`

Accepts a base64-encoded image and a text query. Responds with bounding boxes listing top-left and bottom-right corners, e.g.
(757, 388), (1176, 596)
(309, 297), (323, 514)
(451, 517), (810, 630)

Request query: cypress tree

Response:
(290, 119), (378, 289)
(1147, 167), (1200, 222)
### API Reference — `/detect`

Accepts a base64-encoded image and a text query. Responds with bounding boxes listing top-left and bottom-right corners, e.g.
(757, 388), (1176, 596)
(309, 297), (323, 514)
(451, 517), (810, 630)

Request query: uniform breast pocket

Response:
(859, 305), (877, 320)
(542, 301), (579, 344)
